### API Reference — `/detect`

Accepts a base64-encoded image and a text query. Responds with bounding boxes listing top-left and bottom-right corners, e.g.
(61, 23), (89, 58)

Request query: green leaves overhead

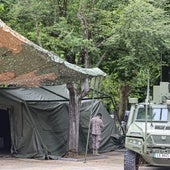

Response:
(1, 0), (170, 102)
(105, 0), (170, 82)
(0, 4), (4, 12)
(118, 0), (169, 56)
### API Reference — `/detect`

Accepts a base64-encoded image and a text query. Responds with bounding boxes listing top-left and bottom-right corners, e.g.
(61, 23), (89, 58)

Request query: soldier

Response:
(91, 113), (104, 155)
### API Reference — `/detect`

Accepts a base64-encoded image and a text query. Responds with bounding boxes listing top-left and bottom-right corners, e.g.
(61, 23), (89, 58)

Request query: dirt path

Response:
(0, 150), (169, 170)
(0, 150), (123, 170)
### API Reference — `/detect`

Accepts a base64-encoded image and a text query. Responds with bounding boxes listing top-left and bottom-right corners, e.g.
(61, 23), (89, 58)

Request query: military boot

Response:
(93, 149), (96, 155)
(95, 149), (99, 155)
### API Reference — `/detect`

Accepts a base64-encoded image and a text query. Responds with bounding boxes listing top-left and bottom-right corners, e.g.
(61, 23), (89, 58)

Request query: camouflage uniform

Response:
(91, 115), (104, 155)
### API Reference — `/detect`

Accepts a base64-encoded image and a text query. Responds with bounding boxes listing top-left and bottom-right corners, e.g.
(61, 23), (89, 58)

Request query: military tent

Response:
(0, 85), (122, 159)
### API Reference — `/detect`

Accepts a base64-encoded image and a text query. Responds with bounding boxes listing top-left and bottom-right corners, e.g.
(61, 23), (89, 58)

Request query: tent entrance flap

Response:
(0, 108), (11, 153)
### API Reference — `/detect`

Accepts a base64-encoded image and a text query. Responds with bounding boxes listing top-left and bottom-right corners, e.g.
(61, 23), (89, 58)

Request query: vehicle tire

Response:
(124, 149), (139, 170)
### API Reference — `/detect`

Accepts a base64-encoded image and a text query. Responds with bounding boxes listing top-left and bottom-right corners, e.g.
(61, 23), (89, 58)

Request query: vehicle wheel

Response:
(124, 149), (139, 170)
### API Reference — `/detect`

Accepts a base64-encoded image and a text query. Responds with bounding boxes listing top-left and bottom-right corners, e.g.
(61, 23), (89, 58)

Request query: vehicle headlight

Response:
(128, 138), (142, 146)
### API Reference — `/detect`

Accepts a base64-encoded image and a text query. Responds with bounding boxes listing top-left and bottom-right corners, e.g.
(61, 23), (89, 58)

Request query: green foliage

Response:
(0, 4), (4, 12)
(0, 0), (16, 21)
(102, 0), (170, 96)
(1, 0), (170, 107)
(101, 74), (120, 111)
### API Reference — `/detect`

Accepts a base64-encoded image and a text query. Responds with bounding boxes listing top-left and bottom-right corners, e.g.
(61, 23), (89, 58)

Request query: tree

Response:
(65, 0), (116, 155)
(100, 0), (170, 120)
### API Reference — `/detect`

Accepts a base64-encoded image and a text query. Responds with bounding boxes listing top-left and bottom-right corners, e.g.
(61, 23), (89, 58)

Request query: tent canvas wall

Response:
(0, 85), (122, 159)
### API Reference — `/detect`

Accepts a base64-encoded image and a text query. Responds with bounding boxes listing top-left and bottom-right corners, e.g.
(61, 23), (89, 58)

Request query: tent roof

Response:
(0, 20), (106, 87)
(0, 84), (69, 101)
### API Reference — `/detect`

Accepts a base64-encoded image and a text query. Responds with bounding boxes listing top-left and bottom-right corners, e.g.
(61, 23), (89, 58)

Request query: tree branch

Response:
(77, 0), (89, 68)
(95, 50), (108, 67)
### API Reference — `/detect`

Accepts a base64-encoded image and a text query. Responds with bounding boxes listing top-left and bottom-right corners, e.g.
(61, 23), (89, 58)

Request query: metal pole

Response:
(144, 69), (150, 153)
(84, 77), (97, 163)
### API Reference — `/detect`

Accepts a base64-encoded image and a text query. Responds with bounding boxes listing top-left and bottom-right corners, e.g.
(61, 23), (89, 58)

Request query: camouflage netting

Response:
(0, 20), (106, 87)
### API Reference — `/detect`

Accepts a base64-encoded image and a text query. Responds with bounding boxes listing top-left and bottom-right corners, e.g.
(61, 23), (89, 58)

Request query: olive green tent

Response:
(0, 85), (122, 159)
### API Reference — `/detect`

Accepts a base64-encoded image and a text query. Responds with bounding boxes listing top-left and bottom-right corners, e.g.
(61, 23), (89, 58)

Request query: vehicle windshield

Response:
(136, 107), (168, 122)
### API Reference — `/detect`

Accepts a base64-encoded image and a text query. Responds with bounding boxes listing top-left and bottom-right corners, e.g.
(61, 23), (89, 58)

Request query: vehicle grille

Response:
(155, 125), (170, 130)
(147, 135), (170, 145)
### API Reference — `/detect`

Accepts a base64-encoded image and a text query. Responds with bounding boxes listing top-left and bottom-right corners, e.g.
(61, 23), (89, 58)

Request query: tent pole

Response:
(84, 77), (97, 163)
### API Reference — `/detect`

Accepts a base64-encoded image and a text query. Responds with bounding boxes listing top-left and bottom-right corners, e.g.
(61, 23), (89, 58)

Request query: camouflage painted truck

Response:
(124, 82), (170, 170)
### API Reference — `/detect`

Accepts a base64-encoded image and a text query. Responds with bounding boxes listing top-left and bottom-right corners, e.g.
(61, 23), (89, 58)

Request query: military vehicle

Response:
(124, 82), (170, 170)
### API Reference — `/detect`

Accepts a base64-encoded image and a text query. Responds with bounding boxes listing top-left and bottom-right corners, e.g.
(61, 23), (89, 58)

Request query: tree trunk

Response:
(35, 17), (42, 47)
(66, 80), (89, 156)
(119, 83), (130, 121)
(66, 82), (81, 156)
